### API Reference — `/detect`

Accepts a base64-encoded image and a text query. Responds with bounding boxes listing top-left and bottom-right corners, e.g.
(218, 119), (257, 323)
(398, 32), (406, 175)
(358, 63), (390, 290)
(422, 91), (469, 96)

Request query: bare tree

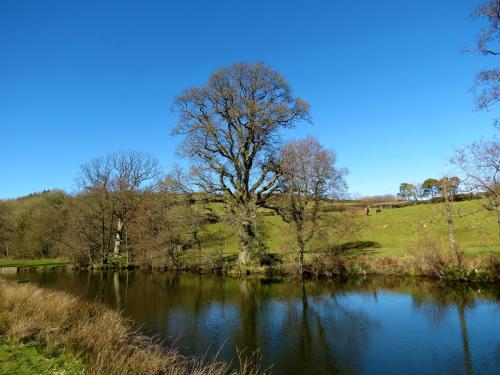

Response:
(172, 62), (310, 264)
(439, 177), (462, 265)
(127, 189), (186, 269)
(270, 137), (347, 275)
(452, 138), (500, 224)
(472, 1), (500, 56)
(0, 202), (12, 257)
(162, 166), (205, 252)
(77, 150), (161, 262)
(467, 1), (500, 111)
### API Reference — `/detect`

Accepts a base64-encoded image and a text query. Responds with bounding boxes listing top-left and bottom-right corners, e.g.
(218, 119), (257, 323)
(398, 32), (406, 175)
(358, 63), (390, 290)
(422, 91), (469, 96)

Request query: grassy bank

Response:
(0, 281), (263, 375)
(1, 200), (498, 281)
(0, 258), (68, 269)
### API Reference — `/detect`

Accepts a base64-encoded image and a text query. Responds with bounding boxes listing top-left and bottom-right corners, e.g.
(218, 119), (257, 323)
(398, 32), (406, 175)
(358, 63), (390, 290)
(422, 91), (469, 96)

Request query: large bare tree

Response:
(271, 137), (347, 275)
(172, 62), (310, 264)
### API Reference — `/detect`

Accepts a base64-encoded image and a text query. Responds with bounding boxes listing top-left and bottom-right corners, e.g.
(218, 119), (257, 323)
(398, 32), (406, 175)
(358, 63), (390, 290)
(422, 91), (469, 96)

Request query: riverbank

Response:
(0, 280), (263, 375)
(0, 258), (68, 269)
(3, 250), (500, 283)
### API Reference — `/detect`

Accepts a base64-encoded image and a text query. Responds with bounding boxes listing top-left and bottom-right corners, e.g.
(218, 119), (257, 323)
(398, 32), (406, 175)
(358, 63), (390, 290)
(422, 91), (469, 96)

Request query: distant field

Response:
(185, 199), (499, 259)
(357, 200), (499, 256)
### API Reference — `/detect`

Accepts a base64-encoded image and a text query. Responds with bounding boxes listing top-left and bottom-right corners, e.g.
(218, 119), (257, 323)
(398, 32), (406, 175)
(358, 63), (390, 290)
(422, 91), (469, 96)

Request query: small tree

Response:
(172, 62), (310, 265)
(77, 150), (161, 262)
(452, 138), (500, 224)
(0, 202), (13, 257)
(398, 183), (417, 201)
(162, 166), (206, 252)
(422, 178), (441, 199)
(439, 177), (461, 265)
(271, 137), (347, 275)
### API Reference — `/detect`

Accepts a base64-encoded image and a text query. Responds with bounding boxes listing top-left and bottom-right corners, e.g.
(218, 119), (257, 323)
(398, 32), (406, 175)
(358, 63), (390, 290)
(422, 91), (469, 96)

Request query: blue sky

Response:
(0, 0), (498, 199)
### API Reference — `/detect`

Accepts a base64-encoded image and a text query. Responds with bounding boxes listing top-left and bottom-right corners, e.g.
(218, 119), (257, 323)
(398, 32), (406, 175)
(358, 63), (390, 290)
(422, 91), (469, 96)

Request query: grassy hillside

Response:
(357, 200), (498, 256)
(185, 199), (499, 259)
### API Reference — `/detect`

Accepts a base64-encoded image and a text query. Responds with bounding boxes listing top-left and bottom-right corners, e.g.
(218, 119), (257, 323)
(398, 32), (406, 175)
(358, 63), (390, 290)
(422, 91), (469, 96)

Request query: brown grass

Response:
(0, 280), (264, 375)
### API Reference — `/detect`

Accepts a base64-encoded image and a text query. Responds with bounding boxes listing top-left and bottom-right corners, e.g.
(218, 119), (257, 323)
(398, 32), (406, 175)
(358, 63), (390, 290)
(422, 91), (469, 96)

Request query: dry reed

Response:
(0, 280), (264, 375)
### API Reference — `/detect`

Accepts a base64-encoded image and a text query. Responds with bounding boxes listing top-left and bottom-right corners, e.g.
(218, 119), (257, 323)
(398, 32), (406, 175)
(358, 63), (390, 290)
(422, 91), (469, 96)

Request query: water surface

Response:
(5, 271), (500, 375)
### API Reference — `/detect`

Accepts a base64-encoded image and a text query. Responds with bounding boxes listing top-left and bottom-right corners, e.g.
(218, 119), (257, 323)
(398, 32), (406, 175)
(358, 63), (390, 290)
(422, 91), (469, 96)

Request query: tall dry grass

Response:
(0, 280), (264, 375)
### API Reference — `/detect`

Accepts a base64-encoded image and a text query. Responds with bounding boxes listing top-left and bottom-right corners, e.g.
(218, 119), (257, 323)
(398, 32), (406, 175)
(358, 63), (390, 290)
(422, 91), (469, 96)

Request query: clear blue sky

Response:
(1, 0), (498, 199)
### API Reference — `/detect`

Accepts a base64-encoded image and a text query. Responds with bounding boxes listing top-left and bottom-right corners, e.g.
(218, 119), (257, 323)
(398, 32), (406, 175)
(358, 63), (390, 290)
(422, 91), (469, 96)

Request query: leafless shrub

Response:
(407, 234), (453, 278)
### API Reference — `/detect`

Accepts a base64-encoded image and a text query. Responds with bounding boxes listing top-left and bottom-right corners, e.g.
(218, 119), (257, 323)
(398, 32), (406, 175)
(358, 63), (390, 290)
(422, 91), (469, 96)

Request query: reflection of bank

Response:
(272, 280), (378, 375)
(237, 279), (258, 351)
(411, 284), (476, 375)
(113, 271), (121, 310)
(111, 271), (130, 311)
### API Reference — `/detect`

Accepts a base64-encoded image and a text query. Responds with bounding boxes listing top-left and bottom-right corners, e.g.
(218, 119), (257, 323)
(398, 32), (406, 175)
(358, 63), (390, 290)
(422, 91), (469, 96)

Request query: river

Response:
(5, 271), (500, 374)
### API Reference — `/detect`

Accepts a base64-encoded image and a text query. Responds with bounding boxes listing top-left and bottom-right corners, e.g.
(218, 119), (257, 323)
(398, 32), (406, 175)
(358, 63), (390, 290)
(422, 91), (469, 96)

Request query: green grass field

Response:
(357, 200), (499, 256)
(185, 199), (499, 259)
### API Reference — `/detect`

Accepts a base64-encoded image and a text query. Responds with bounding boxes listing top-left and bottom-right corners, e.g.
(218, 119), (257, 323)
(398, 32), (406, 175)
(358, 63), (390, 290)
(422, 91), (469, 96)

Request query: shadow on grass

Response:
(329, 241), (381, 256)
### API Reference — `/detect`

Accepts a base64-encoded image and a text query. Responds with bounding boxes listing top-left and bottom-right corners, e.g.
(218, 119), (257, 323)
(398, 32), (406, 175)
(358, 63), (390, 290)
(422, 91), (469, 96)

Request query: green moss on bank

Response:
(0, 341), (84, 375)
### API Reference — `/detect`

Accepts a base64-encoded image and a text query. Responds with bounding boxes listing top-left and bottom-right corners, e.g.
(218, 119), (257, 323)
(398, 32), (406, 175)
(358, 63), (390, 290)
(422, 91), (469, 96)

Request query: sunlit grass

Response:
(0, 342), (84, 375)
(0, 259), (68, 268)
(188, 199), (499, 258)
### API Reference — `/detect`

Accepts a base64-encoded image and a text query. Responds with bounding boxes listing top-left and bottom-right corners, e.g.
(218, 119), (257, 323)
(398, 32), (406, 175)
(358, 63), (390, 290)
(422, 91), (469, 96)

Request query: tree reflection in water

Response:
(6, 272), (499, 375)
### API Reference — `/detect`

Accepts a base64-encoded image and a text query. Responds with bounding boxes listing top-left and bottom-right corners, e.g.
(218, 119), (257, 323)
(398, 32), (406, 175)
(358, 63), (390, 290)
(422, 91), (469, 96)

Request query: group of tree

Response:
(2, 0), (498, 272)
(397, 177), (460, 201)
(171, 62), (348, 270)
(0, 63), (349, 275)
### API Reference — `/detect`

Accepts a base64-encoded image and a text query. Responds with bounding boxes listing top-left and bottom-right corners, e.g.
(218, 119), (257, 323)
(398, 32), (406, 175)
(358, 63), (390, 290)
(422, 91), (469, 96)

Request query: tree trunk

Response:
(298, 248), (305, 276)
(442, 183), (460, 265)
(101, 214), (106, 263)
(236, 206), (257, 266)
(87, 249), (92, 268)
(113, 218), (123, 258)
(238, 223), (253, 266)
(296, 226), (306, 276)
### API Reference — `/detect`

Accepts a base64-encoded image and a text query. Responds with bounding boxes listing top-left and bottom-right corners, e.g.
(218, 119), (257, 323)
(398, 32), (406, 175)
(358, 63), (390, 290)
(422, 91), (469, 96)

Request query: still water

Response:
(6, 271), (500, 374)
